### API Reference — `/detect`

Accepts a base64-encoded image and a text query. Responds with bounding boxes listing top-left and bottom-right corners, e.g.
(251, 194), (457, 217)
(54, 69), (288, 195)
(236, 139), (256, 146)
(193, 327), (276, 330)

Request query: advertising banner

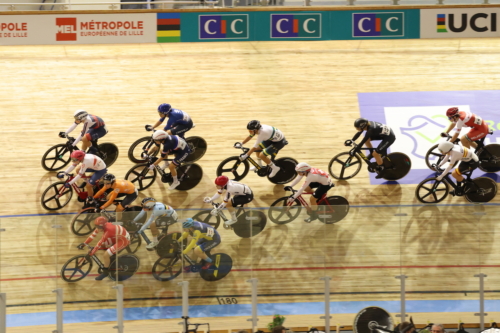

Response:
(421, 8), (500, 38)
(181, 12), (253, 42)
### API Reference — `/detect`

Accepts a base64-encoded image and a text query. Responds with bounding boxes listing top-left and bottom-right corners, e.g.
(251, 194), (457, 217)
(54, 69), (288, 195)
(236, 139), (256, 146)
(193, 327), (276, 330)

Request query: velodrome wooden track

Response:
(2, 38), (500, 332)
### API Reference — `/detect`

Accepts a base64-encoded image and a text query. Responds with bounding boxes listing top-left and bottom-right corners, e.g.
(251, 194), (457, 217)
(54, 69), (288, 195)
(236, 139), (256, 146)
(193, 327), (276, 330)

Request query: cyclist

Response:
(149, 103), (193, 138)
(441, 107), (490, 150)
(59, 109), (107, 154)
(130, 197), (178, 250)
(286, 162), (334, 223)
(350, 118), (395, 179)
(434, 141), (479, 196)
(77, 216), (130, 281)
(203, 175), (253, 226)
(148, 130), (192, 190)
(236, 120), (286, 178)
(178, 218), (221, 272)
(57, 150), (107, 198)
(90, 174), (138, 221)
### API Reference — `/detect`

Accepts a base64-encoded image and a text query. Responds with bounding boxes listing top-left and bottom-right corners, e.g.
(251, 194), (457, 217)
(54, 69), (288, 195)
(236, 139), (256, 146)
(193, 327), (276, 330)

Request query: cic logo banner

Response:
(199, 14), (248, 40)
(353, 12), (404, 37)
(270, 14), (321, 38)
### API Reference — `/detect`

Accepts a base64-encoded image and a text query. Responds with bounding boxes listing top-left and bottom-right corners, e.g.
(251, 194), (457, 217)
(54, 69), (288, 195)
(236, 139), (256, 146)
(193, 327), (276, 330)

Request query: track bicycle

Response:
(425, 131), (500, 173)
(41, 135), (118, 172)
(60, 243), (140, 282)
(125, 153), (203, 191)
(328, 140), (412, 181)
(127, 125), (207, 164)
(415, 167), (497, 204)
(268, 187), (350, 224)
(216, 144), (298, 184)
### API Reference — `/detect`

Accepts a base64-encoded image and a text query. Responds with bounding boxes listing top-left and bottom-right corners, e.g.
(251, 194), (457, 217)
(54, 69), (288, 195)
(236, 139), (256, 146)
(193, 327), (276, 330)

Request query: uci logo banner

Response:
(270, 14), (321, 38)
(199, 14), (248, 40)
(353, 12), (404, 37)
(421, 9), (500, 38)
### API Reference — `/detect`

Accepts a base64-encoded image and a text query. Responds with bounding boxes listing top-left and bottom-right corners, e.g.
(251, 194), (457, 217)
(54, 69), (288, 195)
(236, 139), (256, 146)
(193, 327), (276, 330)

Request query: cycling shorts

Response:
(375, 133), (396, 155)
(466, 122), (489, 142)
(231, 192), (254, 207)
(457, 160), (479, 175)
(85, 126), (108, 141)
(259, 138), (287, 157)
(309, 183), (334, 201)
(172, 146), (192, 166)
(165, 119), (193, 138)
(106, 235), (130, 256)
(197, 237), (220, 253)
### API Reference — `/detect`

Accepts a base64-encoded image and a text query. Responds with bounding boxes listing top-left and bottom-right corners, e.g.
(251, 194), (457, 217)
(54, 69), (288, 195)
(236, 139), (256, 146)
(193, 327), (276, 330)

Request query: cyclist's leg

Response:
(466, 124), (488, 149)
(166, 120), (193, 138)
(85, 127), (107, 153)
(195, 238), (220, 268)
(169, 148), (191, 188)
(260, 139), (286, 176)
(117, 190), (138, 221)
(308, 183), (321, 210)
(374, 133), (396, 166)
(88, 168), (107, 198)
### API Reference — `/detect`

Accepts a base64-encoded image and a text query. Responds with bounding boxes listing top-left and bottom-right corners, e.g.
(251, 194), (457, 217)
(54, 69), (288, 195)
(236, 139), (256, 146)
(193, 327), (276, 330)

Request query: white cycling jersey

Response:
(437, 145), (478, 179)
(289, 168), (332, 199)
(64, 154), (107, 185)
(210, 180), (252, 206)
(253, 124), (285, 148)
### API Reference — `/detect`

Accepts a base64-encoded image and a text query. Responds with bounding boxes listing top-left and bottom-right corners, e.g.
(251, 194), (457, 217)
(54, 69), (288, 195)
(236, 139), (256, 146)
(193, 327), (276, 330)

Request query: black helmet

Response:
(354, 118), (368, 129)
(102, 173), (116, 184)
(247, 120), (261, 130)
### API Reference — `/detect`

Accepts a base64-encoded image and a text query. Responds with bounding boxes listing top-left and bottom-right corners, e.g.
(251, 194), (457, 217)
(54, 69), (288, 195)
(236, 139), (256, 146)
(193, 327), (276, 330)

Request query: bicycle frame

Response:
(351, 142), (392, 166)
(236, 146), (268, 171)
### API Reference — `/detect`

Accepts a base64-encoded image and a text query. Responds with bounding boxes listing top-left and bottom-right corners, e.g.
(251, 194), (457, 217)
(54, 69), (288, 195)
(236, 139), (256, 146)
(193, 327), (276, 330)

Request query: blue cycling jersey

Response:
(159, 109), (191, 129)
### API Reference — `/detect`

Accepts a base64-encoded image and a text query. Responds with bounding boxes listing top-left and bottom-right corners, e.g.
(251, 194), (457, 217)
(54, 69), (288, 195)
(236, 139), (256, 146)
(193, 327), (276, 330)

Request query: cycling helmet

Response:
(247, 120), (262, 131)
(158, 103), (172, 115)
(141, 197), (156, 209)
(74, 109), (88, 121)
(182, 218), (194, 229)
(70, 150), (86, 162)
(295, 162), (312, 173)
(94, 216), (108, 227)
(438, 141), (454, 154)
(446, 107), (460, 118)
(152, 130), (169, 141)
(215, 175), (229, 187)
(354, 118), (368, 129)
(102, 173), (116, 184)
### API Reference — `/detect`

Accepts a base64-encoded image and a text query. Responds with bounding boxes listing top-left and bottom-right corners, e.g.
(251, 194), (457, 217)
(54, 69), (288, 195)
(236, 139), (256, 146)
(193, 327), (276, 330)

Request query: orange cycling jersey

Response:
(94, 180), (136, 209)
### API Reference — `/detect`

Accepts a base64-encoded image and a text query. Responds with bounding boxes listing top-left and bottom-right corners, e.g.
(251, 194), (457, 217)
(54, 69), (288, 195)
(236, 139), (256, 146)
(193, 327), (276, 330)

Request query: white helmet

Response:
(295, 162), (312, 173)
(438, 141), (454, 154)
(152, 130), (169, 141)
(74, 109), (88, 121)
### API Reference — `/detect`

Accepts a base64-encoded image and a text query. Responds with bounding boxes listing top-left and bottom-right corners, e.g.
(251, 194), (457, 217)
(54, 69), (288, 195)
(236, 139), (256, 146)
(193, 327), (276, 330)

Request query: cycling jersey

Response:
(437, 145), (479, 180)
(155, 135), (188, 157)
(252, 124), (285, 148)
(160, 109), (191, 129)
(65, 115), (107, 146)
(353, 121), (393, 144)
(85, 223), (130, 256)
(93, 180), (137, 210)
(178, 221), (220, 254)
(454, 111), (484, 132)
(289, 168), (333, 199)
(209, 180), (252, 206)
(132, 202), (177, 232)
(64, 154), (106, 185)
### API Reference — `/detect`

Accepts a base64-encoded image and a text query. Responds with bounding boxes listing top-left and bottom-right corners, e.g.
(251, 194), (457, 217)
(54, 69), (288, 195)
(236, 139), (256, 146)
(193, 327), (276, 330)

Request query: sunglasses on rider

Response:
(71, 158), (80, 162)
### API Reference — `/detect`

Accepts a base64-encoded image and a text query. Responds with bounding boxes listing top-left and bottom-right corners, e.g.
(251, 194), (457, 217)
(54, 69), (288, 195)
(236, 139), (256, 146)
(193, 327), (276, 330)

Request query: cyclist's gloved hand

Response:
(77, 243), (86, 250)
(58, 131), (66, 138)
(284, 186), (293, 192)
(64, 182), (71, 188)
(234, 142), (242, 149)
(344, 140), (352, 147)
(440, 132), (449, 138)
(57, 171), (66, 179)
(145, 125), (153, 132)
(203, 197), (212, 204)
(287, 196), (295, 204)
(239, 154), (248, 161)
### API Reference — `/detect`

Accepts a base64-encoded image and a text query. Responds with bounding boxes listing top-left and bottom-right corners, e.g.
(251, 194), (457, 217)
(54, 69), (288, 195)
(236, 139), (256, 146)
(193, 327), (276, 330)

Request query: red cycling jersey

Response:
(84, 223), (130, 256)
(454, 111), (489, 141)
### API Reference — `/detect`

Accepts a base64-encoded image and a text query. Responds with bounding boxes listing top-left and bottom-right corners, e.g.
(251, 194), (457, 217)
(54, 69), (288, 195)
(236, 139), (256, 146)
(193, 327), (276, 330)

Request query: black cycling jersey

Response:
(352, 121), (393, 147)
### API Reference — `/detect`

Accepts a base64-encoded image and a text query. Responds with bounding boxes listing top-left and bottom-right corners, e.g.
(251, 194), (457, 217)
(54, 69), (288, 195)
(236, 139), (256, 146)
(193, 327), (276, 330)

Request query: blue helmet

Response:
(158, 103), (172, 115)
(182, 218), (194, 229)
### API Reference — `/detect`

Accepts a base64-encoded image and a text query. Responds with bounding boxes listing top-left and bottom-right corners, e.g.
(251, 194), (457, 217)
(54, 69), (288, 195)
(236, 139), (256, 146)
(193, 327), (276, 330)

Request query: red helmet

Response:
(446, 107), (459, 118)
(70, 150), (86, 161)
(94, 216), (108, 227)
(215, 175), (229, 187)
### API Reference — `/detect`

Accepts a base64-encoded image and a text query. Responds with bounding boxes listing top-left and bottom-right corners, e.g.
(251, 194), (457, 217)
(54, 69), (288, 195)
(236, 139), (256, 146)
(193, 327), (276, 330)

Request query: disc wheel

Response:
(41, 143), (71, 171)
(128, 136), (157, 164)
(353, 306), (393, 333)
(98, 143), (119, 168)
(268, 157), (298, 184)
(199, 253), (233, 282)
(71, 207), (100, 236)
(382, 153), (412, 181)
(192, 210), (221, 229)
(60, 255), (93, 282)
(328, 152), (362, 180)
(184, 136), (207, 163)
(216, 156), (249, 181)
(41, 182), (73, 211)
(125, 164), (157, 191)
(465, 177), (498, 203)
(175, 163), (203, 191)
(232, 210), (267, 238)
(478, 144), (500, 173)
(415, 177), (449, 204)
(318, 196), (350, 224)
(109, 254), (140, 282)
(268, 197), (302, 224)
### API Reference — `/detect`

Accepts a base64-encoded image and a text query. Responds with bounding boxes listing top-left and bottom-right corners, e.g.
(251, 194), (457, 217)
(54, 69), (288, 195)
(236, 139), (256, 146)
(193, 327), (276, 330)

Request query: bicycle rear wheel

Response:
(41, 143), (71, 171)
(268, 197), (302, 224)
(415, 178), (449, 204)
(318, 196), (350, 224)
(71, 207), (100, 236)
(109, 254), (140, 281)
(232, 210), (267, 238)
(216, 156), (249, 181)
(41, 182), (73, 211)
(125, 164), (157, 191)
(98, 143), (119, 168)
(192, 210), (221, 229)
(184, 136), (207, 163)
(176, 163), (203, 191)
(60, 255), (93, 282)
(465, 177), (497, 203)
(328, 152), (362, 180)
(382, 153), (412, 181)
(478, 144), (500, 173)
(268, 157), (298, 184)
(128, 136), (156, 164)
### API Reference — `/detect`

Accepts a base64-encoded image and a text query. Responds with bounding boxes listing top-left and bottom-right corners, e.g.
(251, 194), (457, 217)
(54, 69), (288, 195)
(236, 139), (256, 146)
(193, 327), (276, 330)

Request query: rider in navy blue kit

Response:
(148, 130), (192, 190)
(151, 103), (193, 138)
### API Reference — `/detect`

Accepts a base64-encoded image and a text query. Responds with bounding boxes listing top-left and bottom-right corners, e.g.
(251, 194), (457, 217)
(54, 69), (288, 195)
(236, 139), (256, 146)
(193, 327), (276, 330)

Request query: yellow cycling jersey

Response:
(178, 223), (219, 254)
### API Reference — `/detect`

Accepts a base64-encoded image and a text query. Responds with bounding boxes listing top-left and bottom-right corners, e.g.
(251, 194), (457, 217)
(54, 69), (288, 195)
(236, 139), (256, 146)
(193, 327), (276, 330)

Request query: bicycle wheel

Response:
(108, 254), (140, 281)
(125, 163), (157, 191)
(156, 232), (183, 258)
(465, 177), (498, 203)
(192, 210), (221, 229)
(199, 253), (233, 282)
(318, 196), (350, 224)
(121, 233), (142, 254)
(328, 152), (362, 180)
(415, 178), (449, 204)
(152, 256), (183, 282)
(41, 143), (71, 171)
(268, 197), (302, 224)
(71, 207), (100, 236)
(176, 163), (203, 191)
(383, 153), (412, 181)
(184, 136), (207, 163)
(233, 210), (267, 238)
(60, 255), (93, 282)
(268, 157), (298, 184)
(41, 182), (73, 211)
(478, 144), (500, 173)
(216, 156), (249, 181)
(98, 143), (119, 168)
(128, 136), (156, 164)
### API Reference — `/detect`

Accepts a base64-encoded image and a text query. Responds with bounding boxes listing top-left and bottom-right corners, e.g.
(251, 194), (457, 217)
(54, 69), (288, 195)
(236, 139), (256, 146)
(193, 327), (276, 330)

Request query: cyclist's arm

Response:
(89, 230), (110, 256)
(67, 163), (88, 185)
(64, 163), (77, 176)
(99, 190), (119, 210)
(293, 178), (312, 199)
(152, 118), (164, 130)
(131, 209), (146, 224)
(288, 174), (303, 188)
(352, 131), (363, 141)
(357, 128), (372, 148)
(93, 186), (107, 199)
(209, 190), (222, 202)
(182, 230), (201, 254)
(65, 123), (78, 136)
(241, 135), (253, 145)
(437, 154), (459, 180)
(84, 228), (99, 245)
(177, 231), (189, 242)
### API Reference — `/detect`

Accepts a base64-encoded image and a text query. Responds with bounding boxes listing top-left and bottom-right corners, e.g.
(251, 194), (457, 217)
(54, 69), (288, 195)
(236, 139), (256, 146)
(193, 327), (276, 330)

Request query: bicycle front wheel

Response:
(71, 207), (100, 236)
(318, 196), (350, 224)
(192, 210), (221, 229)
(125, 164), (157, 191)
(415, 178), (449, 204)
(217, 156), (249, 181)
(268, 197), (302, 224)
(41, 143), (71, 171)
(128, 136), (157, 164)
(328, 152), (362, 180)
(465, 177), (498, 203)
(41, 182), (73, 211)
(60, 255), (93, 282)
(98, 143), (119, 167)
(478, 144), (500, 173)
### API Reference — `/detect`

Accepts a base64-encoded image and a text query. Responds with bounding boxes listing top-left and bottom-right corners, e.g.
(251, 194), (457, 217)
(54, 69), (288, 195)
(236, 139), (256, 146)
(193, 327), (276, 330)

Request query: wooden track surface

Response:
(2, 39), (500, 332)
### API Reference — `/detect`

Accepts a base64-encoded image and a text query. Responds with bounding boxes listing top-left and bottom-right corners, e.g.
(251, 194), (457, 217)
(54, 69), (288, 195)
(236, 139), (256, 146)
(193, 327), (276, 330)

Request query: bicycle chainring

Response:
(257, 166), (270, 177)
